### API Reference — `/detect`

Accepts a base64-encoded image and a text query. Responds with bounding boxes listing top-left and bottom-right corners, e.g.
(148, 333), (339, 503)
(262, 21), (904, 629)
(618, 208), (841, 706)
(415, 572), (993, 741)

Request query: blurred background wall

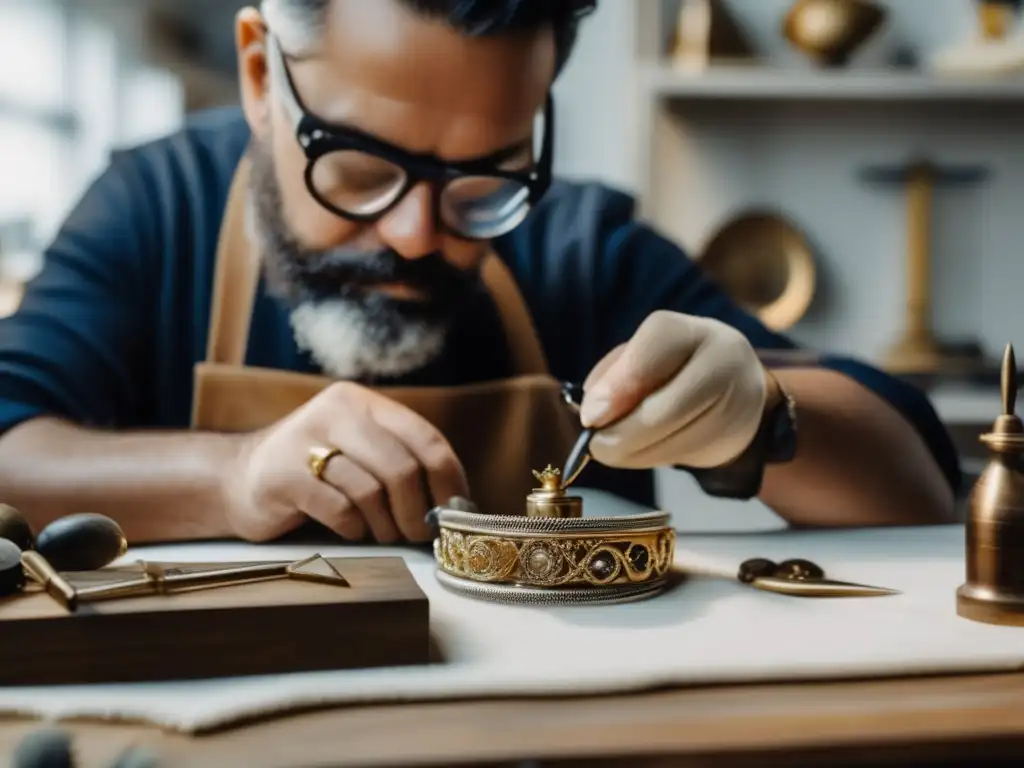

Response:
(1, 0), (1020, 528)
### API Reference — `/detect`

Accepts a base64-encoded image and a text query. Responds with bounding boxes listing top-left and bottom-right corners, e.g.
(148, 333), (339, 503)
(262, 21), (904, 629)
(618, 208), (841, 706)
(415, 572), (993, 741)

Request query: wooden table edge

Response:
(3, 669), (1024, 767)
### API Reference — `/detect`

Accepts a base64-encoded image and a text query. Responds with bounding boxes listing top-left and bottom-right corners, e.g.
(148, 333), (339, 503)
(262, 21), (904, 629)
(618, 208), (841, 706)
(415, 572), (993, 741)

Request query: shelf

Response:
(929, 384), (1004, 424)
(642, 64), (1024, 103)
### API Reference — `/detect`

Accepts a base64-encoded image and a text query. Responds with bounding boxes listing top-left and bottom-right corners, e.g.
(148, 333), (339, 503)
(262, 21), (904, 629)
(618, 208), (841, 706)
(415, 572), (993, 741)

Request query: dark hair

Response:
(265, 0), (597, 73)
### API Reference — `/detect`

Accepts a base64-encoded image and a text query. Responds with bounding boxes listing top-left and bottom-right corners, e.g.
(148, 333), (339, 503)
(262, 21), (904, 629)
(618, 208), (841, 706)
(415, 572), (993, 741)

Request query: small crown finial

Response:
(1002, 344), (1017, 417)
(532, 465), (563, 492)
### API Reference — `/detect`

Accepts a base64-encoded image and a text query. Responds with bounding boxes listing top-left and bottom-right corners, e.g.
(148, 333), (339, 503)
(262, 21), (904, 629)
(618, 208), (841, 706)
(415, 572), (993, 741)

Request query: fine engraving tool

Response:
(561, 430), (593, 490)
(560, 382), (593, 489)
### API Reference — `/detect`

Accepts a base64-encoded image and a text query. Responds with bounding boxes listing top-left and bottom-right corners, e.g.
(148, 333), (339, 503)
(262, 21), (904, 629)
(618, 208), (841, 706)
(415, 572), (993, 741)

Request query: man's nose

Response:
(376, 183), (443, 260)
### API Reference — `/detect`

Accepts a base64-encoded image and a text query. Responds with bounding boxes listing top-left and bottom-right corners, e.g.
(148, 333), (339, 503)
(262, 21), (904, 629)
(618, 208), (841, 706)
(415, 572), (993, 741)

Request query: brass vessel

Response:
(699, 211), (816, 332)
(783, 0), (886, 67)
(957, 344), (1024, 626)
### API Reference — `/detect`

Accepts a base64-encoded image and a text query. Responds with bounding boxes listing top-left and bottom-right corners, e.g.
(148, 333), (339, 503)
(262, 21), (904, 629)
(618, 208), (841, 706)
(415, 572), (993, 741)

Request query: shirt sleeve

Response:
(593, 190), (963, 496)
(0, 151), (154, 434)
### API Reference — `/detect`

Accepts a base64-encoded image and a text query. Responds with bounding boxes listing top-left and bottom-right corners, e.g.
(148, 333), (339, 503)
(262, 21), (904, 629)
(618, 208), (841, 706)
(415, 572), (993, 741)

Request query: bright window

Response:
(0, 0), (186, 316)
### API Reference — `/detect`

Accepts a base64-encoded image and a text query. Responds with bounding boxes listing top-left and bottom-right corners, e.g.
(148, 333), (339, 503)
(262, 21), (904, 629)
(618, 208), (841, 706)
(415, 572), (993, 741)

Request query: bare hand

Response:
(224, 382), (469, 543)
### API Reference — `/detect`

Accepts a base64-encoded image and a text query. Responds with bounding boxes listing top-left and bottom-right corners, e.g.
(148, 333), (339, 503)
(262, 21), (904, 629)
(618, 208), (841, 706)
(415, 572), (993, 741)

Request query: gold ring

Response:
(308, 445), (343, 481)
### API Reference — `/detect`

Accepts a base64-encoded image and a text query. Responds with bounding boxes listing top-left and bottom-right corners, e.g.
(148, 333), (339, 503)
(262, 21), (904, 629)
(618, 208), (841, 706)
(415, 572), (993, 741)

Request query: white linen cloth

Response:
(0, 490), (1019, 733)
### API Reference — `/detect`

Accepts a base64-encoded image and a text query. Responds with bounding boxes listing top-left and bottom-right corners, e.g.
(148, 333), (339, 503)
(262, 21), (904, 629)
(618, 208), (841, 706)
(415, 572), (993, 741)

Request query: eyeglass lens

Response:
(309, 150), (532, 239)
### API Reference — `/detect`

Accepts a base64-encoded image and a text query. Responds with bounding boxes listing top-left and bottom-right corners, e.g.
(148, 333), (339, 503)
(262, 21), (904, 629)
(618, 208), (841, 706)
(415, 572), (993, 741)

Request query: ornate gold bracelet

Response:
(432, 467), (676, 606)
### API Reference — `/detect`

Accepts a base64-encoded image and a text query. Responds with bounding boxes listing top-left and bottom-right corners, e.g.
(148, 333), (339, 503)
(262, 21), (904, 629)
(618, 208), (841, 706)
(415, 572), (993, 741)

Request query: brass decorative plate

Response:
(698, 211), (817, 332)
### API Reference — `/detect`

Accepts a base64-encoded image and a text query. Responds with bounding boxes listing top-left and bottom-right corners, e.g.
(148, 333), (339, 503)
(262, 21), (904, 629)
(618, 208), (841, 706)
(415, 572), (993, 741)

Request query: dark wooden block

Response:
(0, 556), (429, 685)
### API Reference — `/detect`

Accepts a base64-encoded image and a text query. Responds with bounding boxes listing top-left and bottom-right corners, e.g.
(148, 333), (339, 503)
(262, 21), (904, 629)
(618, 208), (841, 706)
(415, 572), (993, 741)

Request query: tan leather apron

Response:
(190, 159), (580, 520)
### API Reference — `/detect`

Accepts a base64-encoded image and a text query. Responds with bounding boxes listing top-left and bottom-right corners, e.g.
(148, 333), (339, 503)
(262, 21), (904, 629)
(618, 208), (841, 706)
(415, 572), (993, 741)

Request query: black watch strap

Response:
(678, 387), (797, 501)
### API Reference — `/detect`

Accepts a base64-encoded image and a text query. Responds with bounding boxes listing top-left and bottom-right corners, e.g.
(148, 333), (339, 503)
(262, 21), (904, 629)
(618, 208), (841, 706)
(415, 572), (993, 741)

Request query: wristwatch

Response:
(680, 374), (797, 500)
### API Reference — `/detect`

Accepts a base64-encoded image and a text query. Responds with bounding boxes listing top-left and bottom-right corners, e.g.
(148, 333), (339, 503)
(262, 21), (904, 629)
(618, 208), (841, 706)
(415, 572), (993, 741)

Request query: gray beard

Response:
(287, 300), (446, 380)
(243, 150), (450, 381)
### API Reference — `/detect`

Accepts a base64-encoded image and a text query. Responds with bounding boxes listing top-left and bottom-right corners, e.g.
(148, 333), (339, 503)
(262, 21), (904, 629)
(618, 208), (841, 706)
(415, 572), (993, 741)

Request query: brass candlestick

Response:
(860, 160), (989, 376)
(957, 344), (1024, 626)
(978, 0), (1019, 42)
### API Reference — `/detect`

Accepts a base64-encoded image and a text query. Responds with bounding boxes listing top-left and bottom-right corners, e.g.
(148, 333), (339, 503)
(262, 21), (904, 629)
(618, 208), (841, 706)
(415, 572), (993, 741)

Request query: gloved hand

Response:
(580, 311), (769, 470)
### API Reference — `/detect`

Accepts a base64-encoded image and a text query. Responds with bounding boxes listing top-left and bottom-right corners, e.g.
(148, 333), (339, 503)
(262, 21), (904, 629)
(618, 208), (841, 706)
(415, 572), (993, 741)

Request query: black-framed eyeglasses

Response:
(266, 33), (554, 241)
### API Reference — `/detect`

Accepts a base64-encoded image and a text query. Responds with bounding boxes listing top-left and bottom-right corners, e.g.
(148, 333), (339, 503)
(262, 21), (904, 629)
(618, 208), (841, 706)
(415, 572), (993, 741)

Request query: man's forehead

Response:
(278, 0), (555, 159)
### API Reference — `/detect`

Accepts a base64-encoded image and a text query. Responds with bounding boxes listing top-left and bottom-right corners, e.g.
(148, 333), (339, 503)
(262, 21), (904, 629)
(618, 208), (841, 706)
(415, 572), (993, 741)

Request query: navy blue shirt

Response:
(0, 107), (961, 506)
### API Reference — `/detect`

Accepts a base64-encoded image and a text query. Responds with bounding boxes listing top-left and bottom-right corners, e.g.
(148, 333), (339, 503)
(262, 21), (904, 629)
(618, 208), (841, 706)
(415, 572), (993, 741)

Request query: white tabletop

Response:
(0, 490), (1014, 735)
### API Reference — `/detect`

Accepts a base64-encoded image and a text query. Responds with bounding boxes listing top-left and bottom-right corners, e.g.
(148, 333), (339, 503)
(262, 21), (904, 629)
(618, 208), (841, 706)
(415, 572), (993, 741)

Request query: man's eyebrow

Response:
(311, 113), (533, 166)
(471, 138), (533, 166)
(275, 40), (534, 167)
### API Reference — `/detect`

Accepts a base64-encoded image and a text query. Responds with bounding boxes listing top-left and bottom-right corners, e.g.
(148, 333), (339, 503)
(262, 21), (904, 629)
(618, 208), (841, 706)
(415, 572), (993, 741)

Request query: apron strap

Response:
(206, 156), (260, 366)
(205, 157), (550, 376)
(479, 254), (549, 376)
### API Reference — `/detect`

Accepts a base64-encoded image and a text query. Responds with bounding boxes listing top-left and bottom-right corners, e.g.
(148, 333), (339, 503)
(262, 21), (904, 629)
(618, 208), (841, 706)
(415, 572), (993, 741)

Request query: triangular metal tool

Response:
(286, 554), (350, 587)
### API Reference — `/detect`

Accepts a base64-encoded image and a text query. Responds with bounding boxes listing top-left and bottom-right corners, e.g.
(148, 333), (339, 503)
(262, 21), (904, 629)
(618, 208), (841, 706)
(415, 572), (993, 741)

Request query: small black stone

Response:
(588, 554), (616, 581)
(737, 558), (777, 583)
(35, 513), (126, 571)
(12, 728), (74, 768)
(0, 504), (34, 552)
(0, 538), (25, 597)
(629, 545), (650, 571)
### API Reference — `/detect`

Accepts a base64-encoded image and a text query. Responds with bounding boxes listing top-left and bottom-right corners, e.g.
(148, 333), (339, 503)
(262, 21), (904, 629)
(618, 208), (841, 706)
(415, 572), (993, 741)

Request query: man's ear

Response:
(236, 7), (270, 138)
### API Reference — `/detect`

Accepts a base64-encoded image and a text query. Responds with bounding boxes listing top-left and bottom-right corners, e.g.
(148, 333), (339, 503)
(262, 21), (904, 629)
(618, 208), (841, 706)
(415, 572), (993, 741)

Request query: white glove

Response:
(580, 310), (768, 470)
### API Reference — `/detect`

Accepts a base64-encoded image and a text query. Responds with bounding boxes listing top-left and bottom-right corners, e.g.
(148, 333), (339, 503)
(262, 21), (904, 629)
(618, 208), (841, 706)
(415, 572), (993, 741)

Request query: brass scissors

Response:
(734, 557), (898, 598)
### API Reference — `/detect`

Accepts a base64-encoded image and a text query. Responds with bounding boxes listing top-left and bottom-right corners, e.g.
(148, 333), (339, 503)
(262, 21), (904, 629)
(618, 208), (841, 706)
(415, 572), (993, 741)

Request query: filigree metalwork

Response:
(437, 528), (675, 588)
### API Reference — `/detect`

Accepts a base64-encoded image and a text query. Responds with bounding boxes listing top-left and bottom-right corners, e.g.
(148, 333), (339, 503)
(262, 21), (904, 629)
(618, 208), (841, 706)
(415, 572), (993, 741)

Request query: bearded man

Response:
(0, 0), (959, 544)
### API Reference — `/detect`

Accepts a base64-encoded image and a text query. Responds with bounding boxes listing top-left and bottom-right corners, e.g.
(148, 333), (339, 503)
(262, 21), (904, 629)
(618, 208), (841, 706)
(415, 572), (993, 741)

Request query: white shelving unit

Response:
(628, 1), (1024, 368)
(588, 0), (1024, 522)
(642, 64), (1024, 102)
